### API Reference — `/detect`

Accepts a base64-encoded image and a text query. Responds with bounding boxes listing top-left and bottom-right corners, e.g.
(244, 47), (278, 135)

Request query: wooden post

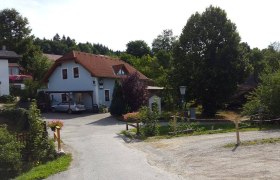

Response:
(56, 126), (61, 151)
(136, 122), (140, 135)
(126, 123), (128, 130)
(235, 121), (241, 145)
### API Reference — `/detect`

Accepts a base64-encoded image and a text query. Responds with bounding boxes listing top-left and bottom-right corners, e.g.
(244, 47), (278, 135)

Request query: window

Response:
(105, 90), (110, 101)
(73, 67), (79, 78)
(61, 94), (67, 102)
(117, 69), (126, 75)
(62, 69), (67, 79)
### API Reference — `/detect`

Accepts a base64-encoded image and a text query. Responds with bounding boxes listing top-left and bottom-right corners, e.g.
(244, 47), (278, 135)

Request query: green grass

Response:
(16, 154), (72, 180)
(223, 137), (280, 148)
(122, 122), (280, 141)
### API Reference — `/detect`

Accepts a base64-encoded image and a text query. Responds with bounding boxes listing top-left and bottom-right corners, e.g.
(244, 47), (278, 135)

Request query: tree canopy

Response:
(126, 40), (151, 58)
(172, 6), (249, 116)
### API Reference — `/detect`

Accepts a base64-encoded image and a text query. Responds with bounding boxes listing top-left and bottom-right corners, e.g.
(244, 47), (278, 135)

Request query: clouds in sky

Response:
(2, 0), (280, 51)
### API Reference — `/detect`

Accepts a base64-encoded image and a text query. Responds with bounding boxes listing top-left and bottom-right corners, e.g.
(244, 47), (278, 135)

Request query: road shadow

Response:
(114, 133), (142, 143)
(86, 116), (126, 126)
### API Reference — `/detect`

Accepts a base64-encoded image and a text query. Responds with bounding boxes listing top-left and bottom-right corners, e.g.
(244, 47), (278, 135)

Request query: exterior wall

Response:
(97, 78), (115, 107)
(48, 61), (95, 108)
(0, 60), (10, 95)
(47, 60), (116, 109)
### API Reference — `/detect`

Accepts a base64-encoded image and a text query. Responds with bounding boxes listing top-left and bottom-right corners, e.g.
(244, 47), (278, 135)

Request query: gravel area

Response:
(129, 130), (280, 180)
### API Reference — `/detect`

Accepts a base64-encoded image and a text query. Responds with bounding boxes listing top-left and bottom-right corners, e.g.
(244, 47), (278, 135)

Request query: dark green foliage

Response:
(172, 6), (248, 116)
(0, 108), (29, 131)
(24, 101), (56, 164)
(243, 70), (280, 118)
(126, 40), (151, 58)
(139, 106), (160, 136)
(0, 95), (16, 103)
(0, 125), (23, 179)
(110, 81), (126, 116)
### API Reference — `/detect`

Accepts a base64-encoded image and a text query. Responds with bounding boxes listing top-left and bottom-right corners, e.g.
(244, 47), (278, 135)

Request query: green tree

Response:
(243, 70), (280, 118)
(0, 8), (31, 50)
(126, 40), (151, 58)
(152, 29), (177, 54)
(172, 6), (248, 116)
(110, 81), (126, 116)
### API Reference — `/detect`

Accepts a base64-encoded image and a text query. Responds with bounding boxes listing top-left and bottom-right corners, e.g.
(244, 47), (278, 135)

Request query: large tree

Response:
(172, 6), (248, 116)
(0, 8), (31, 50)
(126, 40), (151, 58)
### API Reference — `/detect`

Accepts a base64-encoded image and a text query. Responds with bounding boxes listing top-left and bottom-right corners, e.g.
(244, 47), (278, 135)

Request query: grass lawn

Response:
(16, 154), (72, 180)
(122, 122), (280, 140)
(223, 137), (280, 148)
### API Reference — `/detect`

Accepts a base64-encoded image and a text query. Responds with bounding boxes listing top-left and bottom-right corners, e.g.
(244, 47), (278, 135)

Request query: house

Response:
(43, 51), (149, 110)
(0, 46), (21, 96)
(9, 63), (32, 89)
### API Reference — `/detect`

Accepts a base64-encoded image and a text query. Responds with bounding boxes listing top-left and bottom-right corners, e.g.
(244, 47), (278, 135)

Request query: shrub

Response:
(110, 81), (126, 116)
(0, 108), (29, 131)
(24, 100), (57, 164)
(243, 70), (280, 118)
(121, 72), (148, 112)
(123, 112), (140, 122)
(0, 125), (23, 179)
(139, 106), (160, 136)
(0, 95), (16, 103)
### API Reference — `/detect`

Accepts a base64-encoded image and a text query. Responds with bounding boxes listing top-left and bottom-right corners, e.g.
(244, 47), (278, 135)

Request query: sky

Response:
(2, 0), (280, 51)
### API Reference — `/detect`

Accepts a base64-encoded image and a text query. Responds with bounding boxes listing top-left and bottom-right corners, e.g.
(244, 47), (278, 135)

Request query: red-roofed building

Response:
(43, 51), (150, 110)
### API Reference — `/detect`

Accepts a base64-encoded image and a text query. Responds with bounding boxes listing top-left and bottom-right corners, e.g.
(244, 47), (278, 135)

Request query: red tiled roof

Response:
(44, 51), (149, 82)
(43, 53), (62, 62)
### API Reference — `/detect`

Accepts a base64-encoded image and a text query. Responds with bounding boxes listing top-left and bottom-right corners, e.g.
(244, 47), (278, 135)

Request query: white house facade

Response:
(44, 51), (149, 111)
(0, 59), (9, 96)
(0, 46), (21, 96)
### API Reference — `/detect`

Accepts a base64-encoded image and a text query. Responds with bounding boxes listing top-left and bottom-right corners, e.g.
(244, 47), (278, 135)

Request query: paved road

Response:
(43, 113), (182, 180)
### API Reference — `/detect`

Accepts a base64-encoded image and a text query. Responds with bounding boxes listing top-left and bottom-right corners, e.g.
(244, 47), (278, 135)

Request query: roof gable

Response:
(44, 51), (149, 82)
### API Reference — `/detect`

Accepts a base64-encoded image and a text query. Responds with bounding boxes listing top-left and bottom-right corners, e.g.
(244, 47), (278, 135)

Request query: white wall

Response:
(48, 61), (95, 108)
(0, 60), (10, 96)
(47, 61), (116, 109)
(97, 78), (115, 107)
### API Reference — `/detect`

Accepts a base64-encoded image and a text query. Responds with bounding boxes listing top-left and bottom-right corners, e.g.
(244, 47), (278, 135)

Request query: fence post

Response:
(56, 126), (61, 151)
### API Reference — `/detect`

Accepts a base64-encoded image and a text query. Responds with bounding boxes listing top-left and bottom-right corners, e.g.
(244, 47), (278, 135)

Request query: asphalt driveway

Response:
(43, 112), (182, 180)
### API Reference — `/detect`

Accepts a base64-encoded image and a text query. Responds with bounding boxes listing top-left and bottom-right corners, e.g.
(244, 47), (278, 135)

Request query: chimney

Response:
(2, 45), (6, 51)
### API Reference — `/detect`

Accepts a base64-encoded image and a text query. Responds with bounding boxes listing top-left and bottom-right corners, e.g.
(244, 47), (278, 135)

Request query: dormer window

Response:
(113, 64), (128, 76)
(117, 69), (126, 75)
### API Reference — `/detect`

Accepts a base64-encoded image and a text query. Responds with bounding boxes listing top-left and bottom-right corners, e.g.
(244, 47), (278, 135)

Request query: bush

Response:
(243, 70), (280, 118)
(110, 81), (126, 116)
(123, 112), (140, 122)
(139, 106), (160, 136)
(24, 100), (57, 164)
(0, 95), (16, 103)
(0, 125), (23, 179)
(0, 108), (29, 131)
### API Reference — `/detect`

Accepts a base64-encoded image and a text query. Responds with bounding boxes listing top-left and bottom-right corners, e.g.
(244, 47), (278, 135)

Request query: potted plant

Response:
(47, 120), (64, 131)
(123, 112), (140, 122)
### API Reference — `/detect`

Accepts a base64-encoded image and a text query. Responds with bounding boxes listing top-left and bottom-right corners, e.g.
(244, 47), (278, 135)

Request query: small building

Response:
(0, 46), (21, 96)
(43, 51), (149, 110)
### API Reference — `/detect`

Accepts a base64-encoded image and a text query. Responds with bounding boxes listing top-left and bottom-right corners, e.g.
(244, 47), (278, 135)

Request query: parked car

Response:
(51, 102), (86, 114)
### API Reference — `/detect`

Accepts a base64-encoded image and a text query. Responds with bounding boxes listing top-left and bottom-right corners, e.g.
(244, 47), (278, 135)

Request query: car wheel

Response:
(67, 109), (72, 114)
(51, 108), (56, 112)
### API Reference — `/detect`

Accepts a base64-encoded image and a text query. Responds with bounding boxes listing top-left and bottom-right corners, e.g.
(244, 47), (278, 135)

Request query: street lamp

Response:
(179, 86), (186, 106)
